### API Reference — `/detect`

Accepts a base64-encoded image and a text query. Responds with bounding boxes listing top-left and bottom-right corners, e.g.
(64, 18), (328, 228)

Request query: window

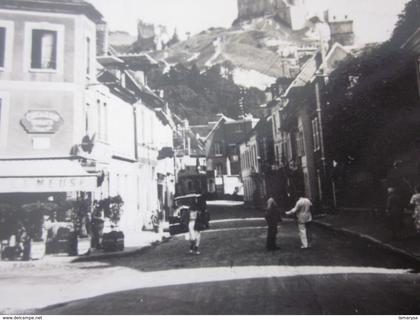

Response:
(312, 118), (321, 151)
(31, 29), (57, 69)
(0, 93), (9, 148)
(102, 102), (108, 141)
(97, 99), (108, 141)
(0, 21), (14, 71)
(253, 145), (258, 167)
(214, 142), (222, 156)
(97, 99), (101, 139)
(0, 97), (2, 129)
(297, 130), (305, 157)
(85, 103), (89, 134)
(243, 151), (247, 168)
(250, 145), (255, 168)
(287, 133), (293, 161)
(280, 132), (288, 165)
(215, 163), (223, 176)
(86, 37), (91, 75)
(0, 27), (5, 68)
(25, 23), (63, 73)
(228, 145), (238, 162)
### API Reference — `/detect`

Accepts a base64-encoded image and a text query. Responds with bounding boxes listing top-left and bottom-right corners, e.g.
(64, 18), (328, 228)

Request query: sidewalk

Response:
(0, 230), (171, 267)
(313, 209), (420, 262)
(74, 230), (171, 262)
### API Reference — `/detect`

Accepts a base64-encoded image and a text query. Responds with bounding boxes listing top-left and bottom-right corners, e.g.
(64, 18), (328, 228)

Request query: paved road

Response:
(1, 204), (419, 315)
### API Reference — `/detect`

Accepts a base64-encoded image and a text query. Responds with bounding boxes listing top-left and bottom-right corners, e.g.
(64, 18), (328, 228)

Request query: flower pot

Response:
(30, 240), (46, 260)
(77, 236), (91, 255)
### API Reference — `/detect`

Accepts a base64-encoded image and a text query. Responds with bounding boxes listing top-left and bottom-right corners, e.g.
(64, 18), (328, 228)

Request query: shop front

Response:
(0, 159), (97, 260)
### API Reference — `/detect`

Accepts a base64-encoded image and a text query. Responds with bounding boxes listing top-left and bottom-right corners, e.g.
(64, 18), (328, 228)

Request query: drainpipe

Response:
(315, 79), (327, 176)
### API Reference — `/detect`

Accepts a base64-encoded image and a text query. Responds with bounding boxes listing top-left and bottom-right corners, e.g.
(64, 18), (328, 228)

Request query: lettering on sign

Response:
(0, 176), (97, 193)
(21, 110), (64, 134)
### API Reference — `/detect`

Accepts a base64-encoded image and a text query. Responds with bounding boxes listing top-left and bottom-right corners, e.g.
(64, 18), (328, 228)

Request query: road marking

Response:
(210, 218), (295, 224)
(203, 226), (267, 233)
(173, 226), (268, 238)
(206, 200), (244, 206)
(210, 218), (265, 223)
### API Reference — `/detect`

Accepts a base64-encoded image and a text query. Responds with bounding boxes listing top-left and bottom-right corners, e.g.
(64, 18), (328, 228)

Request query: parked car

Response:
(169, 194), (210, 235)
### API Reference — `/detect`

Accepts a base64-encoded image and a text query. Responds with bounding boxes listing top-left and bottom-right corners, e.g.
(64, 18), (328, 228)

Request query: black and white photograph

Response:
(0, 0), (419, 316)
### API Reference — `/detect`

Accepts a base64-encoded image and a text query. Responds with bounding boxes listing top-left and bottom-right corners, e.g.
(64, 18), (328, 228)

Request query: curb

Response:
(71, 236), (172, 263)
(312, 220), (420, 265)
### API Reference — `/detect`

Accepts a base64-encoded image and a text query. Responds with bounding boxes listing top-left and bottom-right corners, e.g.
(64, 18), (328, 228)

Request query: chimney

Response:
(96, 22), (109, 56)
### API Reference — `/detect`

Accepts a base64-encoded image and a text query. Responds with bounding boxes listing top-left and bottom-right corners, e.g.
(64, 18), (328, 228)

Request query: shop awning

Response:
(0, 159), (97, 193)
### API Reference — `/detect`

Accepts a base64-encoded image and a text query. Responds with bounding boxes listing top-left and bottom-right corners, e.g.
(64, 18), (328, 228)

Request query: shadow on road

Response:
(31, 205), (420, 315)
(40, 271), (420, 315)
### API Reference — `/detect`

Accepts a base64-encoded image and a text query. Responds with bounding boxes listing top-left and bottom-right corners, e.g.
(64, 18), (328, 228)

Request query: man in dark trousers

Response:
(386, 186), (405, 240)
(265, 196), (281, 251)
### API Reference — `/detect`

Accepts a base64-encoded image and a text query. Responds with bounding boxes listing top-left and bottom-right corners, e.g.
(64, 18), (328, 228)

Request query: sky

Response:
(88, 0), (410, 44)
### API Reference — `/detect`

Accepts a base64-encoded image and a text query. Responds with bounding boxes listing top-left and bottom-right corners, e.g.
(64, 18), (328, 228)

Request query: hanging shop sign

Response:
(21, 110), (64, 134)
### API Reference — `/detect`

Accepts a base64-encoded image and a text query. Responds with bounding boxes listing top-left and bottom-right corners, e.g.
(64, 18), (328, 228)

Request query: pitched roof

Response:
(282, 42), (351, 99)
(189, 125), (213, 140)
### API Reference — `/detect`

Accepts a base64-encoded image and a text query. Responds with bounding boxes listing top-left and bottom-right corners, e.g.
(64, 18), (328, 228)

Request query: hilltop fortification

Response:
(236, 0), (307, 30)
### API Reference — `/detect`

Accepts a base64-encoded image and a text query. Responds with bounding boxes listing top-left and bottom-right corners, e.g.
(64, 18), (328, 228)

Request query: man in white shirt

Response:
(286, 196), (312, 249)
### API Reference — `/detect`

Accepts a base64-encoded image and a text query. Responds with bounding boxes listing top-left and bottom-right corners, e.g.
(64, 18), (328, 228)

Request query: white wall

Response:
(108, 94), (135, 159)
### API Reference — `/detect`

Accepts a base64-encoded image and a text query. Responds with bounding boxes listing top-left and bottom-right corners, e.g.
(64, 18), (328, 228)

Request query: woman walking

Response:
(188, 201), (203, 255)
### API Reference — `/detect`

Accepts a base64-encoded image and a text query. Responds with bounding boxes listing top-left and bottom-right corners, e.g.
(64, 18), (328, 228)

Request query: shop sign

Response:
(21, 110), (64, 134)
(0, 176), (97, 193)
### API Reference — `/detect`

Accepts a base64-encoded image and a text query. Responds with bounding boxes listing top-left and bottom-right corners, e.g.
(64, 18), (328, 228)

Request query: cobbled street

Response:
(0, 203), (419, 315)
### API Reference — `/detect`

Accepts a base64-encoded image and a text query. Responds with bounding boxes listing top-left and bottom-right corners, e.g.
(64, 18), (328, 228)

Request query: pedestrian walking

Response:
(286, 195), (312, 249)
(409, 185), (420, 235)
(386, 186), (405, 240)
(265, 196), (281, 251)
(188, 202), (203, 255)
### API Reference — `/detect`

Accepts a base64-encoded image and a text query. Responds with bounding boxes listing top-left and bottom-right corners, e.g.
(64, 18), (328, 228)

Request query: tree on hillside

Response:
(147, 63), (265, 124)
(390, 0), (420, 47)
(322, 43), (418, 180)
